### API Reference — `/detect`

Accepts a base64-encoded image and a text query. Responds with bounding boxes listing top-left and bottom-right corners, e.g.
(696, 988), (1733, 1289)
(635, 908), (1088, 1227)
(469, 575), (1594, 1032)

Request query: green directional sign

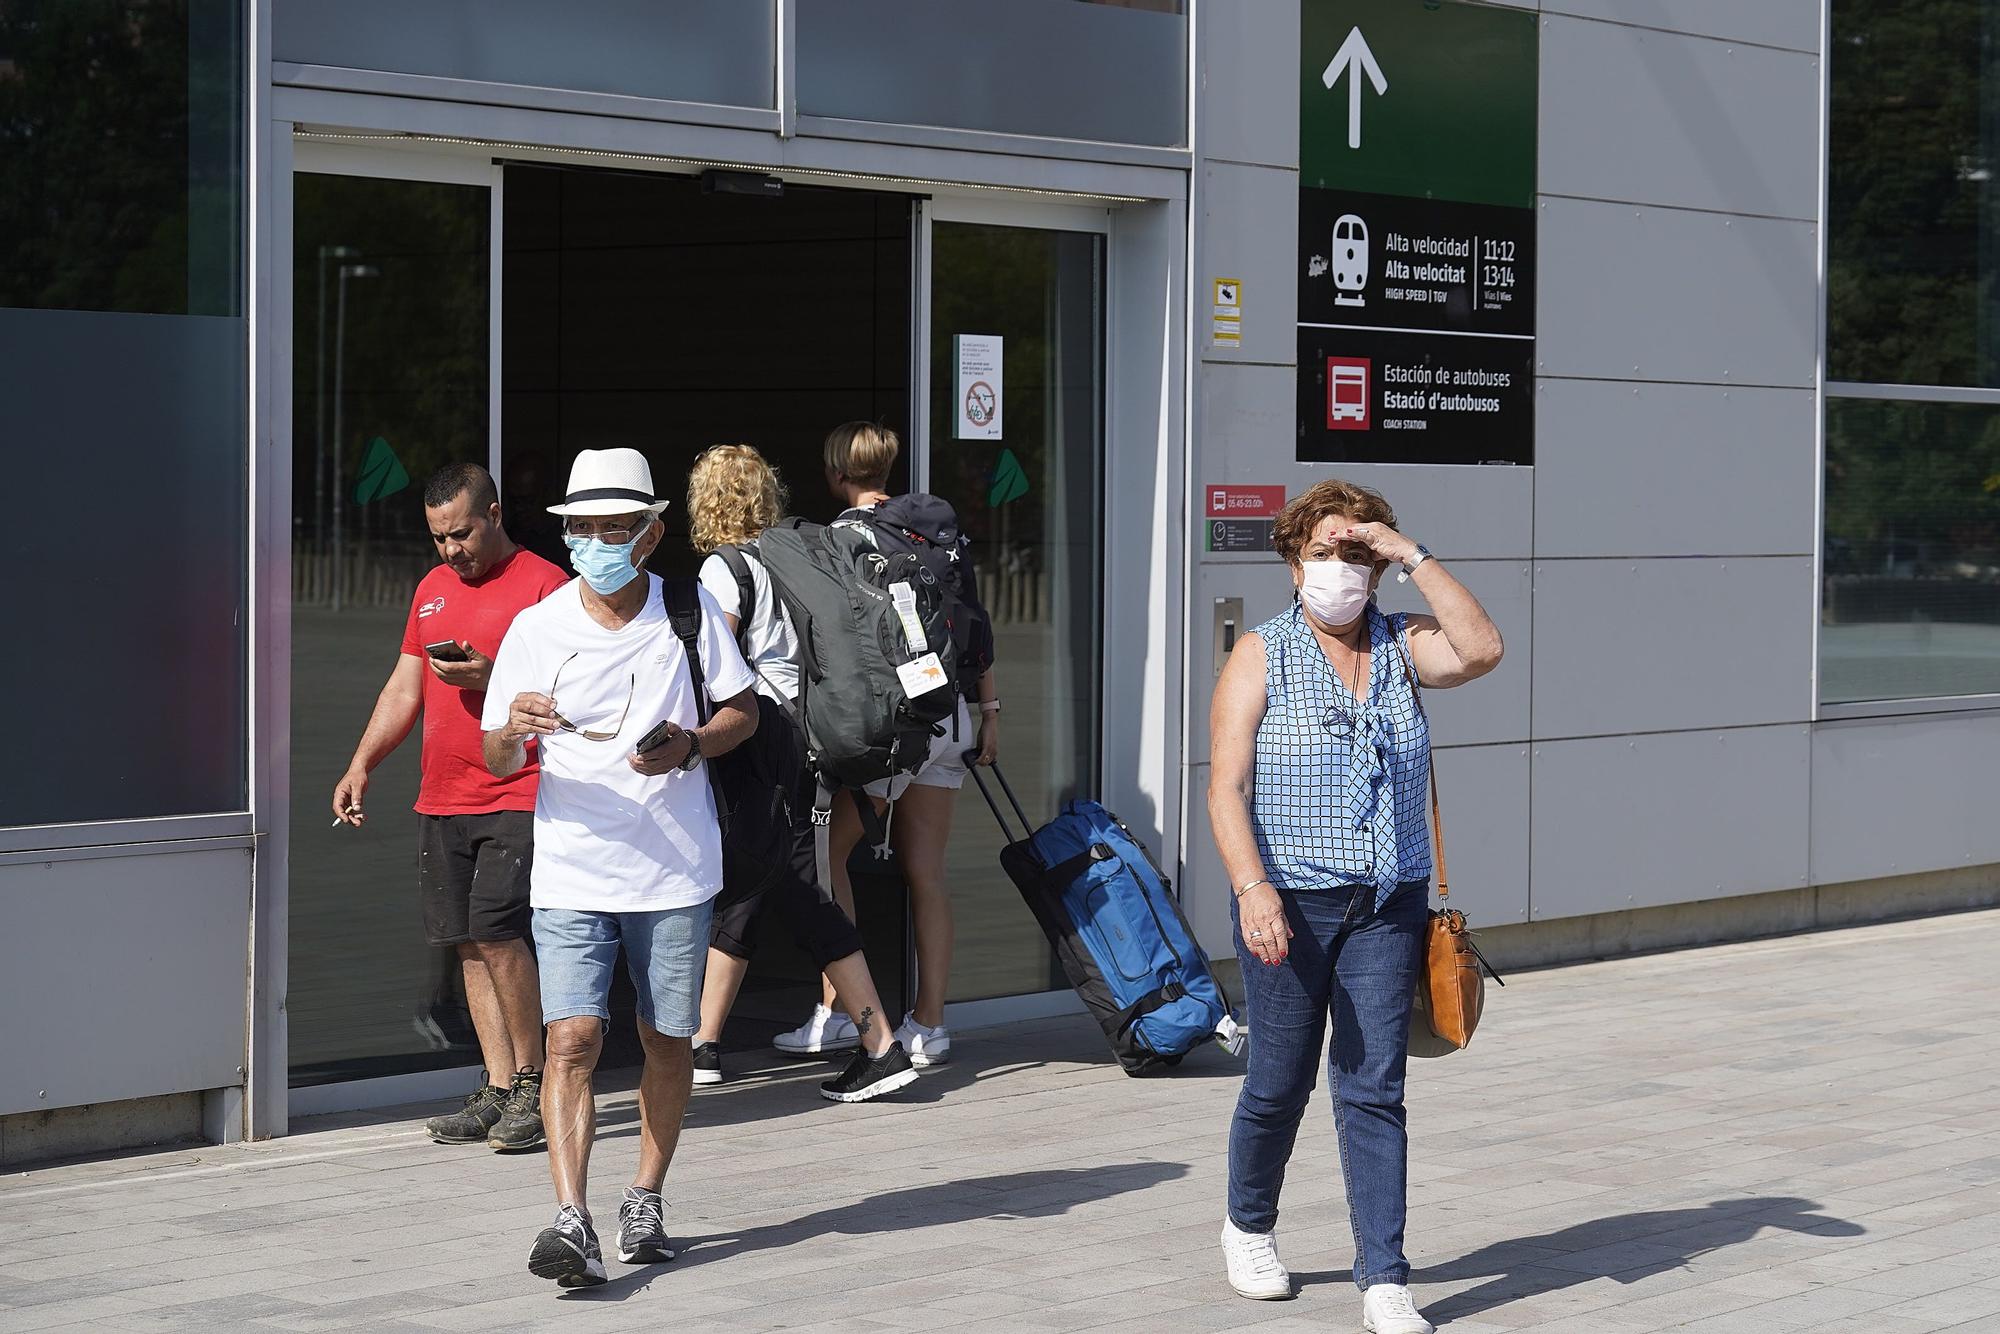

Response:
(987, 446), (1029, 507)
(354, 435), (411, 505)
(1301, 0), (1537, 209)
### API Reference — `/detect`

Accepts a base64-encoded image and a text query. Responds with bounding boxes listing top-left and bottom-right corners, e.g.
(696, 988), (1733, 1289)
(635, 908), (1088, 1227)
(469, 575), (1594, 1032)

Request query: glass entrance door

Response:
(924, 215), (1107, 1003)
(288, 150), (498, 1086)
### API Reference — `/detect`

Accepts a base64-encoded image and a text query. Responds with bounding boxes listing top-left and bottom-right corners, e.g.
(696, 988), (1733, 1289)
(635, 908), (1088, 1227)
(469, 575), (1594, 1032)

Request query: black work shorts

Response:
(417, 811), (534, 946)
(710, 762), (864, 969)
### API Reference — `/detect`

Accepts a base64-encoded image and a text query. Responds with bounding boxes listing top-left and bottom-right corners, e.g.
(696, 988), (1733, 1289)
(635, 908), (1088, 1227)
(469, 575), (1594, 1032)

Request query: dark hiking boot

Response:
(426, 1079), (507, 1144)
(488, 1067), (545, 1151)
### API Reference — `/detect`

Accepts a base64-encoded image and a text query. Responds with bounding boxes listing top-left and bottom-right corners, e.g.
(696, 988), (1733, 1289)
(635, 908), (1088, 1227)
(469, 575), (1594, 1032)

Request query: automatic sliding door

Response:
(289, 166), (494, 1086)
(926, 222), (1106, 1003)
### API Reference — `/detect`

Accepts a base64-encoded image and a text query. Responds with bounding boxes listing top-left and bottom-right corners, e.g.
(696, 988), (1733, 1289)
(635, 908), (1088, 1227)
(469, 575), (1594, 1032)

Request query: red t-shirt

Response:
(399, 548), (571, 816)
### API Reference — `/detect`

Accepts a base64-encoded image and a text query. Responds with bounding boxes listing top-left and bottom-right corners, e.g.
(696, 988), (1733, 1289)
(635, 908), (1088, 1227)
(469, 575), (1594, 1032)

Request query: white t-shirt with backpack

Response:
(698, 549), (799, 705)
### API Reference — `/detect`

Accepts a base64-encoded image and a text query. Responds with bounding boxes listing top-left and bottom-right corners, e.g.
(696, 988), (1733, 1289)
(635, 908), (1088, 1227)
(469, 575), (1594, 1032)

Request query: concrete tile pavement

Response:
(4, 908), (2000, 1331)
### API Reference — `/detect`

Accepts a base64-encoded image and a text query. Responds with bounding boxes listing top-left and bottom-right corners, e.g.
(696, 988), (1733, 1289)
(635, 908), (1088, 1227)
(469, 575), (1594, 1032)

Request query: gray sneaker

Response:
(426, 1079), (507, 1144)
(488, 1068), (545, 1152)
(617, 1186), (676, 1264)
(528, 1203), (606, 1287)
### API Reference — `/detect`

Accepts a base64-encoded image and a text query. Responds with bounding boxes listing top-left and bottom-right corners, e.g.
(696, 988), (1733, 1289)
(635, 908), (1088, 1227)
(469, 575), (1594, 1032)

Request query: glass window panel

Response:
(288, 173), (492, 1086)
(1822, 396), (2000, 702)
(929, 223), (1105, 1002)
(1827, 1), (2000, 387)
(272, 0), (774, 111)
(797, 0), (1186, 147)
(0, 0), (243, 317)
(0, 0), (246, 829)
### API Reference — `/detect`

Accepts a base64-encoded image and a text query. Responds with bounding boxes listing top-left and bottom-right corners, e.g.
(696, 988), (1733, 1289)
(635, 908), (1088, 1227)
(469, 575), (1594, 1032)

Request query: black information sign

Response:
(1207, 519), (1276, 553)
(1297, 0), (1539, 466)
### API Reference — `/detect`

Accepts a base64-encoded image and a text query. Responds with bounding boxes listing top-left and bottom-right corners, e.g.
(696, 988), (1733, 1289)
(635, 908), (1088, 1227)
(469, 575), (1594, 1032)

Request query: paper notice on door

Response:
(896, 653), (950, 698)
(890, 582), (928, 653)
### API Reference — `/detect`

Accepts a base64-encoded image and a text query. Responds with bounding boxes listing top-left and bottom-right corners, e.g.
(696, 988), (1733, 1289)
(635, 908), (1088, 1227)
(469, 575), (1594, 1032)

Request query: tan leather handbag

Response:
(1394, 639), (1504, 1060)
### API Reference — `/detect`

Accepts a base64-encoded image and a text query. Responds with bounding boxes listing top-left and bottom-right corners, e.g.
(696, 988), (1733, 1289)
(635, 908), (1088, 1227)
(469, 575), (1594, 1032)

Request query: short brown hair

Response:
(1272, 479), (1397, 567)
(823, 421), (900, 488)
(687, 444), (788, 553)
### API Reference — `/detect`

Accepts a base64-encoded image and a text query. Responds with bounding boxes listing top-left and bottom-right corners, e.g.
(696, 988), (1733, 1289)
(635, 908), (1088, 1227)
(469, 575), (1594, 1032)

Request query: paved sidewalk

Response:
(5, 910), (2000, 1333)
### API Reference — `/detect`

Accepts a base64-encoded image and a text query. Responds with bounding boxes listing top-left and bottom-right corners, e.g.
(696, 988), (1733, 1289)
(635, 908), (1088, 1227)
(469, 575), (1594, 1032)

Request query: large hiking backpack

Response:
(660, 578), (799, 903)
(753, 517), (958, 791)
(862, 494), (996, 686)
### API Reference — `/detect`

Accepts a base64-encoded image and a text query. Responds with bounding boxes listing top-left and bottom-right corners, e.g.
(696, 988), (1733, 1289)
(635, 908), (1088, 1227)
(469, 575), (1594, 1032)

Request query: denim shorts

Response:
(532, 901), (714, 1037)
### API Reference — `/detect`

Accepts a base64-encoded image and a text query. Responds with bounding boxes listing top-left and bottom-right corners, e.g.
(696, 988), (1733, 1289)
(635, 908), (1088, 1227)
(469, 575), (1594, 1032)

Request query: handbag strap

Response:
(1391, 623), (1449, 903)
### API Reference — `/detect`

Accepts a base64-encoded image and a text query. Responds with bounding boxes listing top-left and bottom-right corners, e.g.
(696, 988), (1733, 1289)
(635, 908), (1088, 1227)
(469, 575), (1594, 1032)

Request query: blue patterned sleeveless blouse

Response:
(1250, 601), (1432, 908)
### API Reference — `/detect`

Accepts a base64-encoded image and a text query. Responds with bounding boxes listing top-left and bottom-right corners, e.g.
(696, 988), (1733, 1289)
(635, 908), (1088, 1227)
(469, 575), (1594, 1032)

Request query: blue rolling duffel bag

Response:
(969, 762), (1242, 1075)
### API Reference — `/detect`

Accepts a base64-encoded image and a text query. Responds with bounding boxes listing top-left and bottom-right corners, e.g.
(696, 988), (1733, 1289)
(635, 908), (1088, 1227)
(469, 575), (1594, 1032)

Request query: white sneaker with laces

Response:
(1220, 1217), (1293, 1300)
(773, 1004), (858, 1055)
(1362, 1283), (1433, 1334)
(893, 1013), (952, 1066)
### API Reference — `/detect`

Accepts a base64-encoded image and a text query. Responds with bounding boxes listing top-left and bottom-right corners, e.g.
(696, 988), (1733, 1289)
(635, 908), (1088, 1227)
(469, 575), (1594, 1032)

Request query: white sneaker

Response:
(773, 1004), (858, 1055)
(1362, 1283), (1433, 1334)
(1220, 1217), (1292, 1300)
(893, 1013), (952, 1066)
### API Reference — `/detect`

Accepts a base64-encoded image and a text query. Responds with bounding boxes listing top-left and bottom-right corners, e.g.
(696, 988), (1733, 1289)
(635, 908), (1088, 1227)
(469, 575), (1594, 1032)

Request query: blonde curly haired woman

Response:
(684, 444), (915, 1103)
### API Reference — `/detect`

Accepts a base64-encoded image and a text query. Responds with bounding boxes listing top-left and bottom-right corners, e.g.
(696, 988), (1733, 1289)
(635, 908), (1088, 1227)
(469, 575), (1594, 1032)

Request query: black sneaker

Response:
(820, 1041), (919, 1102)
(488, 1067), (545, 1151)
(426, 1079), (507, 1144)
(528, 1203), (606, 1287)
(691, 1041), (723, 1086)
(616, 1185), (676, 1264)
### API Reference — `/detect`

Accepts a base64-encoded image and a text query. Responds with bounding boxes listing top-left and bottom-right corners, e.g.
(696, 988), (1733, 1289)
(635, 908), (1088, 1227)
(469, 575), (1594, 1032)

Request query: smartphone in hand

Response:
(634, 719), (680, 754)
(424, 640), (472, 663)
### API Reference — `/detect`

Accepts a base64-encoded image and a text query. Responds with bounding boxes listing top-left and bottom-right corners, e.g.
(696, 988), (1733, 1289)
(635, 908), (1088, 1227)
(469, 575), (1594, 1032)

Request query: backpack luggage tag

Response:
(1213, 1012), (1248, 1058)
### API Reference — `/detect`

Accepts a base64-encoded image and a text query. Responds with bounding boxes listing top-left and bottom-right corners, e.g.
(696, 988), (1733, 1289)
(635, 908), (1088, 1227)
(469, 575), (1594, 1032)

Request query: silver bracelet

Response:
(1234, 878), (1271, 898)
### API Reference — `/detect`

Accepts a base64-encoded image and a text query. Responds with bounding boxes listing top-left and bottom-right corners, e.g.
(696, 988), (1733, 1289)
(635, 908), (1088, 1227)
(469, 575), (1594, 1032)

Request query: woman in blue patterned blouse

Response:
(1209, 479), (1503, 1334)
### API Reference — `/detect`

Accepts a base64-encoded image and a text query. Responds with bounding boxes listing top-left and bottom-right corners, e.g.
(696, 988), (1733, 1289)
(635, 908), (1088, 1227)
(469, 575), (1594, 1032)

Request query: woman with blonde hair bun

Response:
(683, 443), (916, 1103)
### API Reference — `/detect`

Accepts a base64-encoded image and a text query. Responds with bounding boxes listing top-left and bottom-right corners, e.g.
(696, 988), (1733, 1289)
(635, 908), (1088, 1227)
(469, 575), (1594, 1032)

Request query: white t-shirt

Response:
(697, 549), (800, 705)
(481, 574), (757, 913)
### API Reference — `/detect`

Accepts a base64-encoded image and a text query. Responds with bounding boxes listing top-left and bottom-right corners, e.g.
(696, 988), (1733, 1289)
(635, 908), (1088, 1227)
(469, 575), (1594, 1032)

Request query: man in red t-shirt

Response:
(332, 462), (570, 1151)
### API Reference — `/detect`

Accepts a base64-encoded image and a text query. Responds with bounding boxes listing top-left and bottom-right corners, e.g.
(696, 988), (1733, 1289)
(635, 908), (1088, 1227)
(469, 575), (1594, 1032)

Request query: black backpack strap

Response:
(661, 577), (713, 726)
(715, 544), (758, 656)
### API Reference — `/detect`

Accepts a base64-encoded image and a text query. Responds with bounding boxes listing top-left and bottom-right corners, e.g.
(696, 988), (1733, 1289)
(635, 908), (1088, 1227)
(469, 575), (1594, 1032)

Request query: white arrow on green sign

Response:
(1321, 26), (1388, 150)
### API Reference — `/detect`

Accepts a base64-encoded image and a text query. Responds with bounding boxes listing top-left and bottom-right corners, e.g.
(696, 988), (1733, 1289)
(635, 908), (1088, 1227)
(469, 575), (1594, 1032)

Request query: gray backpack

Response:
(752, 517), (959, 793)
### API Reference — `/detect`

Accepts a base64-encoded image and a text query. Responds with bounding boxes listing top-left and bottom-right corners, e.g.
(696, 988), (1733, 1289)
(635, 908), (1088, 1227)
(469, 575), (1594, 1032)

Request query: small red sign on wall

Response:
(1206, 484), (1288, 518)
(1326, 356), (1371, 431)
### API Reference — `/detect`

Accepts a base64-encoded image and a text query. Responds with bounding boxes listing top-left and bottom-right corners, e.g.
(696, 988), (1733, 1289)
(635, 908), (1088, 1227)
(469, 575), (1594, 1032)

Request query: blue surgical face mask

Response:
(564, 518), (652, 594)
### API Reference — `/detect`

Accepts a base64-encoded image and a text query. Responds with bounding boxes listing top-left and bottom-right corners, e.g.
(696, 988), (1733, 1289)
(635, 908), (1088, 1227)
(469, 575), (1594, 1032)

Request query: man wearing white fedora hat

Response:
(482, 447), (759, 1287)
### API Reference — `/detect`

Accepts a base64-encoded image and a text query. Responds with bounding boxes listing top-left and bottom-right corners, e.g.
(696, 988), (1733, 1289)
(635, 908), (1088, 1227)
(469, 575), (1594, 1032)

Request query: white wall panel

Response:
(1541, 1), (1819, 53)
(1532, 557), (1812, 737)
(1532, 725), (1809, 919)
(1536, 199), (1815, 387)
(1540, 16), (1818, 219)
(1181, 765), (1235, 960)
(1199, 161), (1299, 365)
(1810, 714), (2000, 885)
(1534, 380), (1816, 558)
(0, 847), (249, 1117)
(1327, 464), (1534, 562)
(1198, 0), (1298, 169)
(1433, 743), (1532, 927)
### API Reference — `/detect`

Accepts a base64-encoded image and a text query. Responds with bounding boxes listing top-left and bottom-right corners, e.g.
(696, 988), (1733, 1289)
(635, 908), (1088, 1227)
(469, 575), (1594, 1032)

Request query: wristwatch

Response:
(1397, 544), (1433, 583)
(676, 731), (704, 772)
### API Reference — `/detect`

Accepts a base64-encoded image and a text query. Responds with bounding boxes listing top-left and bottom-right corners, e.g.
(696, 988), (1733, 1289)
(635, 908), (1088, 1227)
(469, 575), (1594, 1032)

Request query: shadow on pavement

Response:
(560, 1162), (1190, 1302)
(1298, 1196), (1863, 1321)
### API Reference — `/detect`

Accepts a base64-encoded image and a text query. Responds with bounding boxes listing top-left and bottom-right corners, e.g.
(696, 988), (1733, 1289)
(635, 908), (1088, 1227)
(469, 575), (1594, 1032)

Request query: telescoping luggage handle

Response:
(967, 753), (1034, 847)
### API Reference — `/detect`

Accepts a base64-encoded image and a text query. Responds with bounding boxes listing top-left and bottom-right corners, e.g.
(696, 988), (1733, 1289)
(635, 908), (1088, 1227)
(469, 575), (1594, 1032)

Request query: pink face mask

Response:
(1299, 558), (1371, 628)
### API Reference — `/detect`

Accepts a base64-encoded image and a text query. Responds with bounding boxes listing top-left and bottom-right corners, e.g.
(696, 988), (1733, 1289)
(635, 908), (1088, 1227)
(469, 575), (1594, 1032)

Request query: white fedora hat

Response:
(546, 448), (671, 517)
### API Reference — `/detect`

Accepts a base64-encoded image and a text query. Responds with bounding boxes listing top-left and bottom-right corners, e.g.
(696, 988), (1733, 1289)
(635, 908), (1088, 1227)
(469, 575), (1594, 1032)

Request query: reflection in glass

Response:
(0, 0), (246, 828)
(1828, 0), (2000, 387)
(929, 223), (1104, 1002)
(289, 173), (491, 1085)
(1822, 397), (2000, 702)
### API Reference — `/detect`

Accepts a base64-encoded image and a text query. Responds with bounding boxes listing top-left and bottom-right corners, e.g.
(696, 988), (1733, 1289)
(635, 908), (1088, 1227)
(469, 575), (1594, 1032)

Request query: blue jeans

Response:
(1227, 881), (1427, 1289)
(533, 902), (713, 1037)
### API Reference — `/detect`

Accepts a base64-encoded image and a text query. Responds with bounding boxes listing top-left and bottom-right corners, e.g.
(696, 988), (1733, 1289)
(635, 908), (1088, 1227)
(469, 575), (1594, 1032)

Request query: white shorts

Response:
(866, 698), (974, 800)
